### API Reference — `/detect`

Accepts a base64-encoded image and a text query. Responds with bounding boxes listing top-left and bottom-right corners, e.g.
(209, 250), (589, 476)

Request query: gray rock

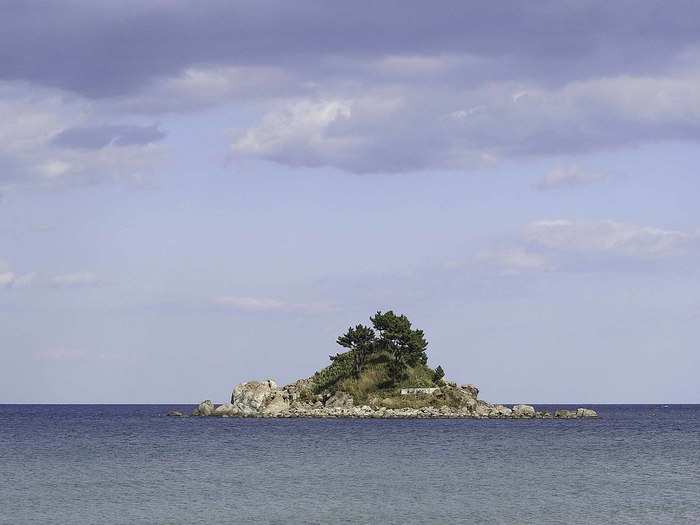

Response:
(213, 403), (237, 416)
(262, 391), (290, 415)
(512, 404), (536, 418)
(167, 410), (184, 417)
(474, 400), (493, 417)
(325, 391), (354, 409)
(554, 409), (578, 419)
(195, 400), (214, 417)
(489, 404), (512, 417)
(231, 380), (279, 415)
(576, 408), (598, 418)
(460, 384), (480, 399)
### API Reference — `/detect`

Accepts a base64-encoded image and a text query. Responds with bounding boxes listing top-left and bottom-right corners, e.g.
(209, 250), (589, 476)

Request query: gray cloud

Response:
(3, 1), (700, 97)
(231, 73), (700, 173)
(4, 1), (700, 176)
(0, 83), (166, 188)
(52, 124), (165, 150)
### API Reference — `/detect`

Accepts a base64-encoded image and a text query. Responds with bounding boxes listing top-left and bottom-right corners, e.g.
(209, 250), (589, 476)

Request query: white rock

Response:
(512, 404), (536, 418)
(231, 380), (283, 415)
(213, 403), (236, 416)
(576, 408), (598, 418)
(197, 400), (214, 416)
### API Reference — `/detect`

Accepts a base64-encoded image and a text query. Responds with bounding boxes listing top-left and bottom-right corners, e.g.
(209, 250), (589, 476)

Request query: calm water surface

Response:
(1, 404), (698, 524)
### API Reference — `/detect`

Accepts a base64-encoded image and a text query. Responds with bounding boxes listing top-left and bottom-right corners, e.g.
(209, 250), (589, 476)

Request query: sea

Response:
(0, 404), (698, 524)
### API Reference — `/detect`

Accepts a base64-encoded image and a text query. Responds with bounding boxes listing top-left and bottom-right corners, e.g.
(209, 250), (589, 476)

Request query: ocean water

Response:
(0, 405), (698, 524)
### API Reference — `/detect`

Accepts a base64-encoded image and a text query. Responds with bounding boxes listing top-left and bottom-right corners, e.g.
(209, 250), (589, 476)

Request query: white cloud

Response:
(0, 260), (34, 289)
(524, 220), (695, 257)
(229, 71), (700, 174)
(535, 165), (607, 190)
(51, 272), (101, 288)
(214, 296), (335, 314)
(115, 66), (296, 113)
(476, 247), (553, 274)
(32, 348), (86, 362)
(232, 98), (357, 167)
(0, 81), (165, 190)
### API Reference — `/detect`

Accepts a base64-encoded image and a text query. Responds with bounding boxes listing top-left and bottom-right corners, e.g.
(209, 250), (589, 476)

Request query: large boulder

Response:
(489, 404), (513, 417)
(442, 384), (478, 411)
(474, 400), (493, 417)
(576, 408), (598, 418)
(213, 403), (237, 417)
(460, 384), (479, 399)
(283, 378), (315, 402)
(262, 391), (290, 415)
(199, 400), (214, 416)
(231, 379), (285, 415)
(512, 404), (536, 418)
(325, 391), (354, 409)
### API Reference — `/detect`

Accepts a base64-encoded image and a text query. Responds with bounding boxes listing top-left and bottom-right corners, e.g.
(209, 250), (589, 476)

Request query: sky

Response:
(1, 1), (699, 404)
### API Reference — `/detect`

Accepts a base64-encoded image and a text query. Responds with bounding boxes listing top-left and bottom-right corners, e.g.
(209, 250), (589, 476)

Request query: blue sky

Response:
(1, 1), (699, 403)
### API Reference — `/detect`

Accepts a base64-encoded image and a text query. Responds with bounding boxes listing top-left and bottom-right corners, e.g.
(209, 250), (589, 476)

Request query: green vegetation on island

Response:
(180, 309), (599, 419)
(310, 310), (445, 403)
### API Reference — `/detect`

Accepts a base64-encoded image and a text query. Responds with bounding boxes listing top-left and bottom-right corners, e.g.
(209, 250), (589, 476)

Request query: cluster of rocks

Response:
(168, 379), (598, 420)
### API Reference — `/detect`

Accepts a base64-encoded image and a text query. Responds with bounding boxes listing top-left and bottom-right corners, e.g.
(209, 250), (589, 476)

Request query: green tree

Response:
(336, 324), (376, 379)
(370, 310), (428, 384)
(433, 365), (445, 383)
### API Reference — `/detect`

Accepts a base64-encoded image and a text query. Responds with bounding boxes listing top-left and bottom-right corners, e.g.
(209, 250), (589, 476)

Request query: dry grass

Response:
(379, 395), (436, 409)
(339, 367), (385, 403)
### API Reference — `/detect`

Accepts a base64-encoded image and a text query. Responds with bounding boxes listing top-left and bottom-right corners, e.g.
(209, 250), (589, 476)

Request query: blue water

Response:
(1, 405), (698, 524)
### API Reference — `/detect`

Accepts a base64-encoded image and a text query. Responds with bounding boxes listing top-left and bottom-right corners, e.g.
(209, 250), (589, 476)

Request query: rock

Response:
(231, 380), (279, 415)
(167, 410), (184, 417)
(262, 391), (290, 415)
(325, 391), (354, 409)
(213, 403), (237, 416)
(512, 404), (536, 418)
(441, 384), (478, 411)
(554, 409), (578, 419)
(194, 400), (214, 417)
(460, 384), (479, 399)
(576, 408), (598, 418)
(474, 400), (492, 417)
(489, 404), (512, 417)
(283, 378), (315, 402)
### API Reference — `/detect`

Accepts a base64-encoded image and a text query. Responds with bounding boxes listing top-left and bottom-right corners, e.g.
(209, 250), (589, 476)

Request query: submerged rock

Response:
(167, 410), (185, 417)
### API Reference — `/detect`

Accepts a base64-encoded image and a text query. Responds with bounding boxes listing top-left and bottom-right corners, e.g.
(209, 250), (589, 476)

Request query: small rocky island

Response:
(173, 310), (597, 420)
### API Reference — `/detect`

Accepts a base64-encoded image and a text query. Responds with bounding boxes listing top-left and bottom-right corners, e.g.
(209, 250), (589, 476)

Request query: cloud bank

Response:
(3, 1), (700, 182)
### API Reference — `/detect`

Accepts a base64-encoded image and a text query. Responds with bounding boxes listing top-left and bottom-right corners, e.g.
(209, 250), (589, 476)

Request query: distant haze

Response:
(1, 1), (698, 403)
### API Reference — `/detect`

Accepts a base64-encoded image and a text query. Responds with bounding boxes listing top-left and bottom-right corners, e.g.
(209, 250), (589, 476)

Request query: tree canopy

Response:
(336, 324), (376, 379)
(333, 310), (430, 386)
